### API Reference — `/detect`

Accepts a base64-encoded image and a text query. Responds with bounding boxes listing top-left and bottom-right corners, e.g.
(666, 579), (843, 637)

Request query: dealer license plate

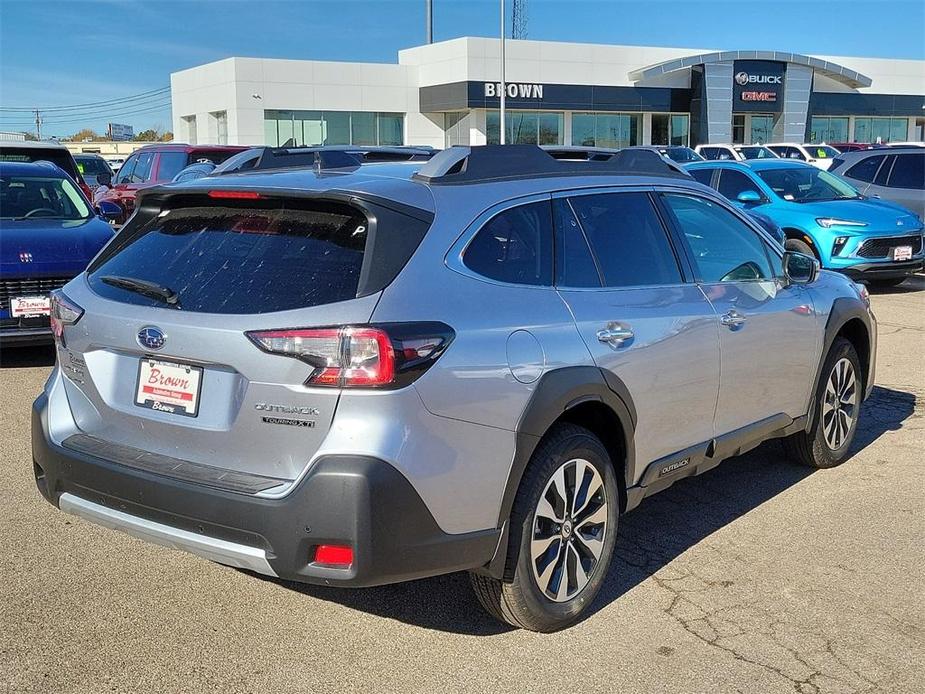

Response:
(893, 246), (913, 261)
(10, 296), (50, 318)
(135, 358), (203, 418)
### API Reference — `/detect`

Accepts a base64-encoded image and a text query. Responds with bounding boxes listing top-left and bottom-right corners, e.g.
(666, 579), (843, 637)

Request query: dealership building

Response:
(170, 37), (925, 150)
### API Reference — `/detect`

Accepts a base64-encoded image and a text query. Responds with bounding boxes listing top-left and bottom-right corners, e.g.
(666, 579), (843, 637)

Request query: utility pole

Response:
(500, 0), (506, 144)
(33, 108), (42, 140)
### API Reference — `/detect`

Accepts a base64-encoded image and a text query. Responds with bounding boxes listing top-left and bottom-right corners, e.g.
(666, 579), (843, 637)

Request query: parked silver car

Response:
(829, 146), (925, 219)
(33, 145), (876, 632)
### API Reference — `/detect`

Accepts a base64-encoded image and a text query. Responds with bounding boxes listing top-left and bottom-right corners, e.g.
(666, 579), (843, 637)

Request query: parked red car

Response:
(94, 144), (247, 223)
(829, 142), (878, 152)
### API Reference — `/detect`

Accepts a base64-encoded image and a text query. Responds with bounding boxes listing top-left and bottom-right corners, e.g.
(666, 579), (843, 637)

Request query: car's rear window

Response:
(75, 157), (111, 176)
(0, 147), (79, 178)
(87, 202), (369, 313)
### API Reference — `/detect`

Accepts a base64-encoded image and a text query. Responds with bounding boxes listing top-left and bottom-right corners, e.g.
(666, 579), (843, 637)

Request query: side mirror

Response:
(97, 171), (113, 188)
(96, 200), (122, 222)
(782, 251), (819, 284)
(736, 190), (762, 205)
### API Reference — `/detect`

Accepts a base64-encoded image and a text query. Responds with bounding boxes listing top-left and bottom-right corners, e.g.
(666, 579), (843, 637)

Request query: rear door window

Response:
(845, 155), (883, 183)
(567, 192), (682, 288)
(88, 201), (372, 313)
(887, 153), (925, 189)
(873, 155), (895, 186)
(689, 168), (714, 186)
(553, 198), (601, 287)
(463, 201), (553, 286)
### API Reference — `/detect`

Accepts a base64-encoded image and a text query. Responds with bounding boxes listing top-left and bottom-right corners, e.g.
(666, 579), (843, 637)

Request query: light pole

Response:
(499, 0), (506, 144)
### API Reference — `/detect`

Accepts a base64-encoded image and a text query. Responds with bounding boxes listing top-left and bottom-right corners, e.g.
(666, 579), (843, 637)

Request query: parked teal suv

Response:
(686, 159), (924, 286)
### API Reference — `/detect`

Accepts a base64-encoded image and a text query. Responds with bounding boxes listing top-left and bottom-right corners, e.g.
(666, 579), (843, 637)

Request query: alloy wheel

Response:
(530, 458), (608, 602)
(822, 357), (858, 450)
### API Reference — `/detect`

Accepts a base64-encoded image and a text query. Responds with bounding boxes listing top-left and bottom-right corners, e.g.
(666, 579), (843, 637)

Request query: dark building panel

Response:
(809, 92), (925, 117)
(420, 81), (692, 113)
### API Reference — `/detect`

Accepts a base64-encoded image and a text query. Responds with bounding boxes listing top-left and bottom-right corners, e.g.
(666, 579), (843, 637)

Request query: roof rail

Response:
(412, 144), (690, 185)
(540, 145), (620, 161)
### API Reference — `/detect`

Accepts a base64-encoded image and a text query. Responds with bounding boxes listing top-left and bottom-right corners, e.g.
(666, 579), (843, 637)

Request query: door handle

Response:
(720, 309), (747, 328)
(597, 325), (634, 344)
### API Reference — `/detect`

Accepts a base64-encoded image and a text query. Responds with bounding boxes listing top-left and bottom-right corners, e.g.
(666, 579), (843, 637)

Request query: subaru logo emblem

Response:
(19, 252), (33, 263)
(137, 326), (166, 351)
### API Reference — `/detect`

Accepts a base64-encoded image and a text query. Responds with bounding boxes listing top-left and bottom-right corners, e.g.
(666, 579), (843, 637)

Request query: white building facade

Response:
(170, 37), (925, 149)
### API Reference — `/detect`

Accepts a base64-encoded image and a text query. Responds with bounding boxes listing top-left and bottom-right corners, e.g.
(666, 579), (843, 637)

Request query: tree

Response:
(23, 131), (38, 141)
(133, 129), (159, 141)
(158, 131), (174, 142)
(70, 128), (101, 142)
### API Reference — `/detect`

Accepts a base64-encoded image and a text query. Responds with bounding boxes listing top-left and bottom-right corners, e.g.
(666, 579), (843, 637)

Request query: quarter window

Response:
(566, 192), (682, 288)
(662, 194), (773, 283)
(463, 202), (553, 286)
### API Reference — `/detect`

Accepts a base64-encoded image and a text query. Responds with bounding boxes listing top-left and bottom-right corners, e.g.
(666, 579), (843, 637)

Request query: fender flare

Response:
(481, 366), (636, 579)
(805, 296), (873, 431)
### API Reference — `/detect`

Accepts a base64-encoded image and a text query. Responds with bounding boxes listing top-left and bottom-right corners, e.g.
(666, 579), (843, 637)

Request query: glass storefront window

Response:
(571, 113), (639, 149)
(809, 117), (848, 143)
(538, 113), (564, 145)
(263, 111), (405, 147)
(651, 114), (669, 145)
(651, 114), (689, 146)
(732, 115), (746, 145)
(486, 110), (564, 145)
(853, 117), (908, 144)
(378, 113), (403, 146)
(670, 115), (689, 146)
(350, 112), (376, 146)
(750, 115), (774, 145)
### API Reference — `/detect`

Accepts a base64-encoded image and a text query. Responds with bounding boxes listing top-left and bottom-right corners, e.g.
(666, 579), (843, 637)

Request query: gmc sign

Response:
(732, 60), (785, 113)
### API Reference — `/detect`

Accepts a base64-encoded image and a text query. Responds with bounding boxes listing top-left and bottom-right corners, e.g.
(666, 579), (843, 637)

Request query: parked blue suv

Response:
(1, 162), (116, 344)
(686, 159), (924, 286)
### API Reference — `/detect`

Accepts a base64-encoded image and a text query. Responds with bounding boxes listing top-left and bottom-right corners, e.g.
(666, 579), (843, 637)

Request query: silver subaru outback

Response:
(33, 145), (876, 632)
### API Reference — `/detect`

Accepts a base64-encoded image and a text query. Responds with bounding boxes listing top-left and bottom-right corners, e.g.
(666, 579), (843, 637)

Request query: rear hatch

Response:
(57, 189), (431, 490)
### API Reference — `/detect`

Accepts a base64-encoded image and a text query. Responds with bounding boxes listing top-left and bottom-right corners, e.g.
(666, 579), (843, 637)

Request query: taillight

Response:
(246, 322), (454, 388)
(50, 290), (84, 347)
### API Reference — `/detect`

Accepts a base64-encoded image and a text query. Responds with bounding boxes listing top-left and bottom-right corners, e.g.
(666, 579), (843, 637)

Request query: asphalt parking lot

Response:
(1, 278), (922, 694)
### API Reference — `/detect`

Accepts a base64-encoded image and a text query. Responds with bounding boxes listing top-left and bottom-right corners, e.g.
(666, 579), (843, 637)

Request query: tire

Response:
(784, 237), (816, 259)
(868, 277), (906, 288)
(783, 337), (862, 468)
(469, 423), (619, 632)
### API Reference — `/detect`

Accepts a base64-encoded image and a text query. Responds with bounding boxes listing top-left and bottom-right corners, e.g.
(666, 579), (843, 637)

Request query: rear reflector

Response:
(313, 544), (353, 567)
(207, 190), (263, 199)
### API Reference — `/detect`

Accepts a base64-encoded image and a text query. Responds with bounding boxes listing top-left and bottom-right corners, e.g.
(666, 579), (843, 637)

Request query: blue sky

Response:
(1, 0), (923, 137)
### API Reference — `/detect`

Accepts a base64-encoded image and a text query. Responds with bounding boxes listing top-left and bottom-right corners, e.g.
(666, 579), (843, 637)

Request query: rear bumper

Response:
(839, 259), (924, 280)
(32, 393), (499, 587)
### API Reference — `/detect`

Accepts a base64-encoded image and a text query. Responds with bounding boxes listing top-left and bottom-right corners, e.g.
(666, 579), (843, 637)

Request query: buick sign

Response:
(137, 326), (166, 351)
(735, 71), (782, 86)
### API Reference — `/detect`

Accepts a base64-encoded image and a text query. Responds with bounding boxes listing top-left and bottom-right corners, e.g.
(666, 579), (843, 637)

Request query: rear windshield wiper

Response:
(101, 275), (181, 307)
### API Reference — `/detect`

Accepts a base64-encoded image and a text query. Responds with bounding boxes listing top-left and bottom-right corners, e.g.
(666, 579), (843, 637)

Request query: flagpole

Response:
(500, 0), (506, 145)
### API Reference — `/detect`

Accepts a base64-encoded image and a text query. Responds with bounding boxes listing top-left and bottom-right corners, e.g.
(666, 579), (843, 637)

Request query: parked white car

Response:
(695, 144), (779, 161)
(766, 143), (839, 170)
